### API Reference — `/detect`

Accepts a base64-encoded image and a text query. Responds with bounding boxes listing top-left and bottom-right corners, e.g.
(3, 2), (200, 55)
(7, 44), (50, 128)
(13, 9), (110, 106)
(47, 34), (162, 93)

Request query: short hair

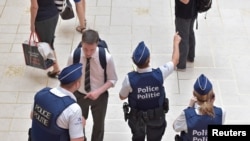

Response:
(82, 29), (99, 44)
(133, 57), (150, 68)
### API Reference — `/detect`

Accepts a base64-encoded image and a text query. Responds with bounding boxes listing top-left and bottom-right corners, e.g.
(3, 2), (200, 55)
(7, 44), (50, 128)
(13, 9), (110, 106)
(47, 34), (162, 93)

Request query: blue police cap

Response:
(194, 74), (213, 95)
(58, 63), (83, 84)
(132, 41), (150, 66)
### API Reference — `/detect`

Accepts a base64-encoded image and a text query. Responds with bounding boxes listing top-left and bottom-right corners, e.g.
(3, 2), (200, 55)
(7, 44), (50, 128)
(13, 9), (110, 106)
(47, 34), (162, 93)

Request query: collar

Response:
(136, 66), (152, 73)
(50, 87), (77, 102)
(194, 102), (200, 109)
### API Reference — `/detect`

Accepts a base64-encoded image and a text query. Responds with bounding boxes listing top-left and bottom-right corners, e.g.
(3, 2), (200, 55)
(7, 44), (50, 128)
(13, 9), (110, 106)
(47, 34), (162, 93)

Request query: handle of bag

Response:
(29, 32), (41, 46)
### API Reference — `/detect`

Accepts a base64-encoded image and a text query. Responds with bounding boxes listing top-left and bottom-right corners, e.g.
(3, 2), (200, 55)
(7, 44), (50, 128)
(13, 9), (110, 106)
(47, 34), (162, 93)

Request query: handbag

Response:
(22, 32), (54, 70)
(59, 0), (75, 20)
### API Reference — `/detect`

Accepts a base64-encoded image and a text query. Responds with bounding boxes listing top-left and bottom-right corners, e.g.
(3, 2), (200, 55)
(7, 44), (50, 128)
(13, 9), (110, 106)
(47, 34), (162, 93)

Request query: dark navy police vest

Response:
(128, 68), (165, 111)
(31, 87), (75, 141)
(182, 106), (223, 141)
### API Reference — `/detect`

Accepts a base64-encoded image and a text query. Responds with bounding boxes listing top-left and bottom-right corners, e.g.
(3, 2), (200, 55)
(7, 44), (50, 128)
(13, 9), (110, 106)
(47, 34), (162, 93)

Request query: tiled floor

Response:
(1, 0), (250, 140)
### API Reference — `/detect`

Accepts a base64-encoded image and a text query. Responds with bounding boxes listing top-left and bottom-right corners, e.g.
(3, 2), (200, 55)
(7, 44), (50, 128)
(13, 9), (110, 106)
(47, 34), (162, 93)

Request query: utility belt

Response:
(129, 107), (165, 121)
(122, 98), (169, 122)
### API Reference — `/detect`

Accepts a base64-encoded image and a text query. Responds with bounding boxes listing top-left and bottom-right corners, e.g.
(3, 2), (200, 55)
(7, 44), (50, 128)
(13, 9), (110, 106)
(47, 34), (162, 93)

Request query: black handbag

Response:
(60, 0), (75, 20)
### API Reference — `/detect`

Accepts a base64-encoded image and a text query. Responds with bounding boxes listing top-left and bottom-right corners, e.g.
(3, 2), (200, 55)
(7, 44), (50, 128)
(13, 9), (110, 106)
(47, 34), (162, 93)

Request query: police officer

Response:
(173, 74), (226, 141)
(119, 32), (181, 141)
(30, 63), (85, 141)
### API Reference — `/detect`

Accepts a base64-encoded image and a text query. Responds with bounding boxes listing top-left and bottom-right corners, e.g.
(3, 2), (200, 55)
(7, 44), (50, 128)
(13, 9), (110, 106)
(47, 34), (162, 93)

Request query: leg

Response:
(74, 91), (90, 140)
(175, 17), (191, 69)
(35, 14), (60, 75)
(188, 17), (196, 62)
(73, 91), (90, 119)
(90, 92), (108, 141)
(146, 116), (166, 141)
(128, 117), (146, 141)
(75, 0), (86, 33)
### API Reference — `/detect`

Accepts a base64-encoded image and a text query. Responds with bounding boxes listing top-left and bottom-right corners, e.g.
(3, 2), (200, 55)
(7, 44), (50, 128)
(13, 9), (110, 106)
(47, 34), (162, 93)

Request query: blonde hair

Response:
(193, 89), (215, 117)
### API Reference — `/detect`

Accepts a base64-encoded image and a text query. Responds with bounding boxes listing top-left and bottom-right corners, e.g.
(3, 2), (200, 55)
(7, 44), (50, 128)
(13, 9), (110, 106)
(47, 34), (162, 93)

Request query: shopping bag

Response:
(22, 33), (54, 70)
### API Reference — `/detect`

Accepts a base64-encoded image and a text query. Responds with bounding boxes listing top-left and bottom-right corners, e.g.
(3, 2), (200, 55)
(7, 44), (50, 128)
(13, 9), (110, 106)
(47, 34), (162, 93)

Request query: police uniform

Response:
(173, 74), (226, 141)
(119, 41), (175, 141)
(31, 63), (84, 141)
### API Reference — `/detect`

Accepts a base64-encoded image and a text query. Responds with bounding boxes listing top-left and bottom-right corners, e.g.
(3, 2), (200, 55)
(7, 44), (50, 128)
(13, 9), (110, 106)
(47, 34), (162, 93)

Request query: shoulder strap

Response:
(73, 42), (82, 64)
(99, 47), (107, 82)
(73, 41), (107, 82)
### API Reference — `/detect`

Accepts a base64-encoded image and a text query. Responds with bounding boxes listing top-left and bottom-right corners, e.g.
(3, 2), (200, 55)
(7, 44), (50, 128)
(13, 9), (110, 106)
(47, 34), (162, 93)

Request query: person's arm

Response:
(172, 32), (181, 67)
(84, 54), (118, 100)
(75, 0), (86, 28)
(188, 96), (197, 108)
(66, 104), (85, 141)
(119, 94), (127, 100)
(84, 81), (113, 100)
(119, 75), (131, 100)
(30, 0), (38, 32)
(173, 111), (188, 132)
(180, 0), (190, 4)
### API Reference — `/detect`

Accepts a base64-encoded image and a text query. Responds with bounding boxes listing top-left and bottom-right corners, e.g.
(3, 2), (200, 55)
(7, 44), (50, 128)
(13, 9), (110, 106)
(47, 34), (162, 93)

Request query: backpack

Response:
(195, 0), (212, 29)
(196, 0), (212, 13)
(73, 38), (109, 81)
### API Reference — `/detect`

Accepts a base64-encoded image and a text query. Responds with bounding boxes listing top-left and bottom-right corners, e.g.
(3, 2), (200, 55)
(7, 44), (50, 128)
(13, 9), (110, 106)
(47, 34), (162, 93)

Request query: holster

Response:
(175, 131), (186, 141)
(163, 98), (169, 113)
(28, 128), (32, 141)
(123, 102), (130, 122)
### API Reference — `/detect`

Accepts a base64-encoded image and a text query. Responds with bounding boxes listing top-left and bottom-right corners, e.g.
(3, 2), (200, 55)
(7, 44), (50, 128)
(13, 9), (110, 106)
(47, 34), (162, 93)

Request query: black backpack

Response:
(195, 0), (212, 29)
(197, 0), (212, 13)
(73, 38), (109, 81)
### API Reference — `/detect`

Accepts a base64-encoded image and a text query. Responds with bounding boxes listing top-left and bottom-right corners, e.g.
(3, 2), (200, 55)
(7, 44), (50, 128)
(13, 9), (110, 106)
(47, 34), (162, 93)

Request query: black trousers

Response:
(128, 109), (166, 141)
(74, 90), (108, 141)
(175, 17), (196, 69)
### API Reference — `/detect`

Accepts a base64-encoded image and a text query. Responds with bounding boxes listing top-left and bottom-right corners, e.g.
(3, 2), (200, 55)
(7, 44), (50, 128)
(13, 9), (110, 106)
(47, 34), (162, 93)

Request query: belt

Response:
(129, 107), (164, 120)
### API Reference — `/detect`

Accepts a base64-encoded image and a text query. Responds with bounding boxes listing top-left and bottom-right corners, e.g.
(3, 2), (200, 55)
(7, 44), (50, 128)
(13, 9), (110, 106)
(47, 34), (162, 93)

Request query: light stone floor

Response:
(1, 0), (250, 140)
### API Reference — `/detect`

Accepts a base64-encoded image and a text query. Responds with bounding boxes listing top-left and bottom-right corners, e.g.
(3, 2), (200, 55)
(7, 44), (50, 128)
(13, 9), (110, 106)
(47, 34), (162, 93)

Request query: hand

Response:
(84, 90), (100, 100)
(188, 96), (197, 107)
(174, 32), (181, 46)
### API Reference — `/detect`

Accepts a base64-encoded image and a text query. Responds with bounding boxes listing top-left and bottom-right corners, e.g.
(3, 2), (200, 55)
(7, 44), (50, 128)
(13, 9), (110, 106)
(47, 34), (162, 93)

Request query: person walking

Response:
(173, 74), (226, 141)
(119, 32), (181, 141)
(74, 0), (87, 33)
(175, 0), (197, 70)
(30, 63), (86, 141)
(67, 29), (118, 141)
(30, 0), (61, 77)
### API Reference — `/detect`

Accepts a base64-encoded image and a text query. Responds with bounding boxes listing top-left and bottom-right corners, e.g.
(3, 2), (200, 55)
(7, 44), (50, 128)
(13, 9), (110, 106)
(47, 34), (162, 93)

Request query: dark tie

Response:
(85, 58), (91, 92)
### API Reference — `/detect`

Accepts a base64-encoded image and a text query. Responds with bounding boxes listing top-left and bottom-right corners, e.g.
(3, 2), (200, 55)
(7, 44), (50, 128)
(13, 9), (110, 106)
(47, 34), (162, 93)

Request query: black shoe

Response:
(187, 58), (194, 62)
(47, 71), (60, 78)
